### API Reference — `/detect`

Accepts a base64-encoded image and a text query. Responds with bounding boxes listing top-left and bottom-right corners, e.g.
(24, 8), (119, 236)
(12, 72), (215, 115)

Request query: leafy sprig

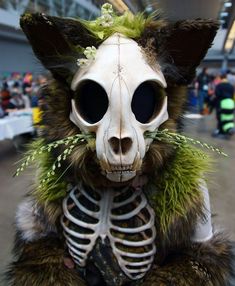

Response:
(14, 133), (94, 178)
(145, 129), (227, 157)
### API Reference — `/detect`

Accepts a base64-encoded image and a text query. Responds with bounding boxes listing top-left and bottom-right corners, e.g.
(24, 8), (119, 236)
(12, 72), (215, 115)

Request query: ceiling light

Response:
(145, 5), (153, 13)
(221, 11), (229, 17)
(224, 2), (232, 8)
(225, 20), (235, 52)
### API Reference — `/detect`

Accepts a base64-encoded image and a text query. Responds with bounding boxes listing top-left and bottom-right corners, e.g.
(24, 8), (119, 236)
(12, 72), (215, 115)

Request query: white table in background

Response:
(0, 109), (34, 141)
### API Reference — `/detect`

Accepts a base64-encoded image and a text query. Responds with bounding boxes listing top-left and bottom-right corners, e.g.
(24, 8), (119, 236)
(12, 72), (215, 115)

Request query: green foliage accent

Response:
(145, 128), (226, 233)
(145, 129), (228, 157)
(80, 11), (153, 40)
(21, 13), (35, 24)
(147, 144), (212, 234)
(15, 133), (94, 203)
(32, 139), (68, 203)
(15, 134), (93, 177)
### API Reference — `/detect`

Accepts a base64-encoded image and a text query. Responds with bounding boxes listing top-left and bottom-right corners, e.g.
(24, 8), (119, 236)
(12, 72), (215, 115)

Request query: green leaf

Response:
(97, 31), (104, 39)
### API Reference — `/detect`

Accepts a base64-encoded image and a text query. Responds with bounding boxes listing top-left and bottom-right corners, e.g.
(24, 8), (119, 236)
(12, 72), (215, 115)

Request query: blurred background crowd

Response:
(189, 69), (235, 114)
(188, 68), (235, 138)
(0, 73), (47, 117)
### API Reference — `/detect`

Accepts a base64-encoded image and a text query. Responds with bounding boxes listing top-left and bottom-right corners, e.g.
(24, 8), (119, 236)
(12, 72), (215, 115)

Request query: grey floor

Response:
(184, 115), (235, 241)
(0, 114), (234, 284)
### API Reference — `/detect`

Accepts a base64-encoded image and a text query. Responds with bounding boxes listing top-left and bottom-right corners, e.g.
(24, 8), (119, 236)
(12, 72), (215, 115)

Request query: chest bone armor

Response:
(61, 184), (156, 280)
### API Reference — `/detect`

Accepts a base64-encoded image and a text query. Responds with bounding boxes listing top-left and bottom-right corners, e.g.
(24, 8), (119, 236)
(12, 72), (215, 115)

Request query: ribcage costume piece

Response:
(61, 184), (156, 280)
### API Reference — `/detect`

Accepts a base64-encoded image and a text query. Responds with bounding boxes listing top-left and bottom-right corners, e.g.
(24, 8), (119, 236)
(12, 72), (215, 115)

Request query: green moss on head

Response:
(80, 11), (154, 41)
(20, 13), (36, 25)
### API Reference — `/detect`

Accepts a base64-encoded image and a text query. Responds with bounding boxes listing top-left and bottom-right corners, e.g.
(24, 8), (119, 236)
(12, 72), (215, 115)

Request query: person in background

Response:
(0, 97), (6, 118)
(227, 69), (235, 87)
(22, 73), (32, 92)
(187, 79), (198, 113)
(22, 85), (32, 108)
(212, 72), (235, 138)
(213, 74), (221, 86)
(6, 82), (24, 110)
(0, 79), (11, 110)
(22, 73), (33, 108)
(207, 74), (221, 113)
(196, 67), (211, 114)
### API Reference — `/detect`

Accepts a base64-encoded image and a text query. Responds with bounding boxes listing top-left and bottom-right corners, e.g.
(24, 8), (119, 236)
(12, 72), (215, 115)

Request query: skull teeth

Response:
(100, 153), (142, 177)
(110, 164), (133, 172)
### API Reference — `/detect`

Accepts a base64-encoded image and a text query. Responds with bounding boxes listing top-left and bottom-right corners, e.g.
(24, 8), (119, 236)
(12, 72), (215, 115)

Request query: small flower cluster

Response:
(99, 3), (114, 27)
(77, 46), (97, 67)
(145, 129), (228, 157)
(101, 3), (113, 15)
(77, 3), (115, 67)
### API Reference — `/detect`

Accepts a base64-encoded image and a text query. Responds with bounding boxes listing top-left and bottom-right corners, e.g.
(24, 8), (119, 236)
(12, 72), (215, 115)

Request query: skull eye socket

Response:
(74, 80), (109, 124)
(131, 81), (165, 124)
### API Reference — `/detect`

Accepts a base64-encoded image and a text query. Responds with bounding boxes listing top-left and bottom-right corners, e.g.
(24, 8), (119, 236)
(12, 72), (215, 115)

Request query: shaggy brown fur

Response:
(155, 198), (205, 261)
(20, 13), (98, 82)
(144, 234), (233, 286)
(6, 237), (86, 286)
(138, 19), (219, 85)
(6, 12), (233, 286)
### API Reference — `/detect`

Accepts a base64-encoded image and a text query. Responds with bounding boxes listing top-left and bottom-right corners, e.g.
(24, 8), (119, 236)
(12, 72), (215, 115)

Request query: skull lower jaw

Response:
(106, 170), (136, 182)
(99, 152), (142, 183)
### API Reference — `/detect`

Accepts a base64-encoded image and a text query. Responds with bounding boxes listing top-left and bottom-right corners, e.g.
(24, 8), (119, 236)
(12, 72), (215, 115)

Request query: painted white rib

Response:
(111, 195), (147, 220)
(70, 191), (100, 218)
(61, 185), (157, 280)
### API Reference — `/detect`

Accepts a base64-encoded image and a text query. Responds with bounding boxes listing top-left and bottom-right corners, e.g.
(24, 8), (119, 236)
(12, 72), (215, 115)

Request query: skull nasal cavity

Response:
(109, 137), (133, 155)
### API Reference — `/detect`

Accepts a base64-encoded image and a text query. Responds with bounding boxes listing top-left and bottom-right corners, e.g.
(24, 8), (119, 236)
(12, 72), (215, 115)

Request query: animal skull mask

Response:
(70, 33), (168, 183)
(19, 13), (218, 183)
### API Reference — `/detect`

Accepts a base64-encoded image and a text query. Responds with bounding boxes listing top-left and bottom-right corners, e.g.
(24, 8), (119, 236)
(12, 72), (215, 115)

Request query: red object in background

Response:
(1, 89), (10, 110)
(23, 73), (33, 84)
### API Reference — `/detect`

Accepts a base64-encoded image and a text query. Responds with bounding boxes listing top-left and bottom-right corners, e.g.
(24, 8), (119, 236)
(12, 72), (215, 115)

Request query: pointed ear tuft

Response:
(142, 19), (219, 84)
(20, 13), (97, 82)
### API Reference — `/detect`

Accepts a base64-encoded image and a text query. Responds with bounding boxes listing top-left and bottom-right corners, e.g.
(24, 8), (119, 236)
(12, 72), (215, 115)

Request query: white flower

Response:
(77, 46), (97, 68)
(100, 14), (114, 27)
(77, 58), (89, 67)
(83, 46), (97, 60)
(101, 3), (113, 15)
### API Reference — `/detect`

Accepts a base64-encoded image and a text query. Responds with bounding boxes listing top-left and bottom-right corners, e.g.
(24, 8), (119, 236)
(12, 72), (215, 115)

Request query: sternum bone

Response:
(99, 190), (112, 242)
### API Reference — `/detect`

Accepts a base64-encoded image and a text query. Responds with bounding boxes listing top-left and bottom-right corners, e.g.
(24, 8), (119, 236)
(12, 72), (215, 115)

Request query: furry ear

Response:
(142, 19), (219, 85)
(20, 13), (98, 82)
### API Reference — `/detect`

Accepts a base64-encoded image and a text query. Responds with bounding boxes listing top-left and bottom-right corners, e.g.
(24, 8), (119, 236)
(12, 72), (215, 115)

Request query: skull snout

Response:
(103, 130), (141, 182)
(108, 136), (133, 155)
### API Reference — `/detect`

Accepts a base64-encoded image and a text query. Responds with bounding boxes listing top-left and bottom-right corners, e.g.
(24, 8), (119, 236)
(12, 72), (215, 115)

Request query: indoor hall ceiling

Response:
(141, 0), (222, 20)
(223, 0), (235, 53)
(135, 0), (235, 57)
